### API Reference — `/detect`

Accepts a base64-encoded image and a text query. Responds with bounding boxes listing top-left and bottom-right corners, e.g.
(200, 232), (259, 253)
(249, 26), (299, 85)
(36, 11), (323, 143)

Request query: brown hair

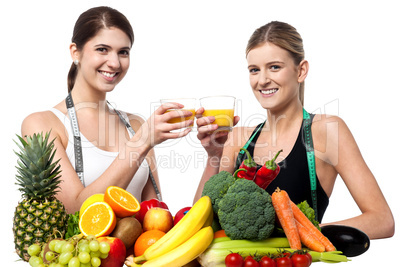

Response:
(246, 21), (305, 105)
(67, 6), (135, 92)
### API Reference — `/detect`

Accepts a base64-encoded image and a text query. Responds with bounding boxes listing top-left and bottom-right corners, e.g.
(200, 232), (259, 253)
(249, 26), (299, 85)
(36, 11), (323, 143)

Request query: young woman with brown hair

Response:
(195, 21), (394, 239)
(21, 6), (194, 213)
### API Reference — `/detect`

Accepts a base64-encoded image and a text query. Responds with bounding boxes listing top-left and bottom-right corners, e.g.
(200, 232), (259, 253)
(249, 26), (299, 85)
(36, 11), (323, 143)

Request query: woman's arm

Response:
(313, 115), (394, 239)
(193, 112), (241, 203)
(141, 148), (160, 201)
(22, 104), (193, 213)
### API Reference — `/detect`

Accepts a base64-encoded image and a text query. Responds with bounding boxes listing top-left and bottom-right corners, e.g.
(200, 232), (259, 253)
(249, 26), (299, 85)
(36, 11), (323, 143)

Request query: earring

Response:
(74, 59), (79, 66)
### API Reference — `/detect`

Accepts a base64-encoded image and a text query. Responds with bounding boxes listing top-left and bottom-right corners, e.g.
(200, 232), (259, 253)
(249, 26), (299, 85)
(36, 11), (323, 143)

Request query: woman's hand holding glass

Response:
(137, 102), (194, 148)
(195, 106), (240, 157)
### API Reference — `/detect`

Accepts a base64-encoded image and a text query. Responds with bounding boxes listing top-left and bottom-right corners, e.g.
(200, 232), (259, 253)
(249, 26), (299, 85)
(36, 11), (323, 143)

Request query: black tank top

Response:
(235, 116), (329, 223)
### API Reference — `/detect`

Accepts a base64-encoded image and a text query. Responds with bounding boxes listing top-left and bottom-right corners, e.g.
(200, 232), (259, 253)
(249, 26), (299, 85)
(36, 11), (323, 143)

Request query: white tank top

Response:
(50, 108), (149, 201)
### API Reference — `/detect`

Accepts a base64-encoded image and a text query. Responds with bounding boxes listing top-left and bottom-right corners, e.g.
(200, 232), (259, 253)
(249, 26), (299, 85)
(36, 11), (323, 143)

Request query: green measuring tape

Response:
(303, 108), (318, 221)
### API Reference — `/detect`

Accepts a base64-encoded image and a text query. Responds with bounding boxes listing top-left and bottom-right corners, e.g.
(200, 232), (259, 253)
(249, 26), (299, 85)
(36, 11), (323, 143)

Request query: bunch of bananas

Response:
(125, 196), (214, 267)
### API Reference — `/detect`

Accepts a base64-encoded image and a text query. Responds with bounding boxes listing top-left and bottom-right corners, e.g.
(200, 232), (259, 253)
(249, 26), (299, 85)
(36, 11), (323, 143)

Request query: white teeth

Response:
(261, 89), (278, 95)
(100, 71), (117, 78)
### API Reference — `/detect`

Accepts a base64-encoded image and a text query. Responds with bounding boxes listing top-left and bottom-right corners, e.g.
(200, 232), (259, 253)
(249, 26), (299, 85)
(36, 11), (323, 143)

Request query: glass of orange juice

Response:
(199, 95), (236, 131)
(160, 98), (196, 127)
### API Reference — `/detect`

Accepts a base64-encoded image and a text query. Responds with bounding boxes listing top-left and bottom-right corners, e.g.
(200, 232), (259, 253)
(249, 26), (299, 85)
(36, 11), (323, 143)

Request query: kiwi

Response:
(110, 217), (143, 249)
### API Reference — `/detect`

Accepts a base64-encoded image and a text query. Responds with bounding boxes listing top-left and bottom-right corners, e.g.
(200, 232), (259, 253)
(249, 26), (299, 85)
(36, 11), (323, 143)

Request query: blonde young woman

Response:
(195, 21), (394, 239)
(21, 6), (194, 213)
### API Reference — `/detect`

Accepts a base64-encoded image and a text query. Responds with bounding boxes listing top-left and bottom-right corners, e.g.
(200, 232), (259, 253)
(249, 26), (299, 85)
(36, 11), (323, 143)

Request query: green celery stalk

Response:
(211, 237), (232, 243)
(209, 237), (290, 249)
(198, 242), (349, 267)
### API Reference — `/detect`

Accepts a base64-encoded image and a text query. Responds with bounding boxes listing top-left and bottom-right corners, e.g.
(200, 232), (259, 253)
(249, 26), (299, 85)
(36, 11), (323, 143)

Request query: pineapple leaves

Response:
(13, 131), (63, 199)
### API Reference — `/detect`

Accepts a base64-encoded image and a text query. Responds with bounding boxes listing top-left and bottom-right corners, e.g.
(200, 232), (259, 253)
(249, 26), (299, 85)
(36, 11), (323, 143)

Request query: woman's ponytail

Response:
(67, 62), (77, 93)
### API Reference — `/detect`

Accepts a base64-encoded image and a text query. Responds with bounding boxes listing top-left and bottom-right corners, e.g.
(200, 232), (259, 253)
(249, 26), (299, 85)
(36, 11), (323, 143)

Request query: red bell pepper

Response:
(135, 198), (169, 224)
(235, 148), (257, 180)
(254, 149), (283, 189)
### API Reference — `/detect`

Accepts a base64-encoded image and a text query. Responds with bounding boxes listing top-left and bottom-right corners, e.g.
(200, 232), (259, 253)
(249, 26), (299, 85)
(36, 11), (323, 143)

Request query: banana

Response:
(202, 203), (214, 228)
(140, 226), (214, 267)
(134, 196), (213, 263)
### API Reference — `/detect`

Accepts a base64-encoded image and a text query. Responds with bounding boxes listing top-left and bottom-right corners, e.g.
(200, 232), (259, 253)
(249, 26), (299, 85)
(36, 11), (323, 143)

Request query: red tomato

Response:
(259, 255), (276, 267)
(225, 253), (244, 267)
(244, 256), (259, 267)
(275, 256), (292, 267)
(291, 253), (311, 267)
(305, 253), (312, 265)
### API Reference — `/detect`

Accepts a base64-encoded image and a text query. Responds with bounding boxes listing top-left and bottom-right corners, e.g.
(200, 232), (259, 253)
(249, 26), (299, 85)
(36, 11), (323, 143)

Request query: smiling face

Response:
(72, 27), (131, 94)
(246, 42), (307, 111)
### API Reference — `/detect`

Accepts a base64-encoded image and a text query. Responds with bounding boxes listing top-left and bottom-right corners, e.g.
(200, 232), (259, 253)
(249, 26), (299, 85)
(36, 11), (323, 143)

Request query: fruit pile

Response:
(125, 195), (213, 267)
(22, 183), (214, 267)
(12, 131), (215, 267)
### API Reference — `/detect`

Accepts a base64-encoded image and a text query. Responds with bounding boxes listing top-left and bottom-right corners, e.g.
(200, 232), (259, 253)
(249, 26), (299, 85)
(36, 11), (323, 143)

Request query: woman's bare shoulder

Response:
(21, 109), (67, 143)
(312, 113), (348, 136)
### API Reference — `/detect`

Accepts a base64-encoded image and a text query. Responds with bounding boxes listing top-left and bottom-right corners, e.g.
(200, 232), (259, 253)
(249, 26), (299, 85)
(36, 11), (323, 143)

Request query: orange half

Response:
(104, 186), (140, 218)
(79, 201), (116, 237)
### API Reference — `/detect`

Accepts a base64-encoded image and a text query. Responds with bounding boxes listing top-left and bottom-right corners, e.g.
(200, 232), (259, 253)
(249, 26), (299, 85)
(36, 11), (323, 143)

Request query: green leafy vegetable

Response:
(65, 211), (81, 239)
(297, 200), (321, 231)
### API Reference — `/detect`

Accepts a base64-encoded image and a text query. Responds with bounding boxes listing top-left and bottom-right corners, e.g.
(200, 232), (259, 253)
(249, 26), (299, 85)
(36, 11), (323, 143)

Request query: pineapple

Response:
(12, 132), (68, 261)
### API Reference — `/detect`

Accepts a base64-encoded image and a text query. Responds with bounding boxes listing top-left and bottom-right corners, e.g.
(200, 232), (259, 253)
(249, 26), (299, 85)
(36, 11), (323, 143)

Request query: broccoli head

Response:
(201, 171), (236, 214)
(217, 178), (275, 241)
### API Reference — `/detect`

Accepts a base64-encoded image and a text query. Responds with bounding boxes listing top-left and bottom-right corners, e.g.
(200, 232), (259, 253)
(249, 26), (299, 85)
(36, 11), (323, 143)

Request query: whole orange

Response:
(134, 230), (165, 257)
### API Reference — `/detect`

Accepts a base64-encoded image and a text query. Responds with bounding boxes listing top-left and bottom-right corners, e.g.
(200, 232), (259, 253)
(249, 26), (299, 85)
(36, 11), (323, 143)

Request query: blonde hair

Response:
(246, 21), (305, 105)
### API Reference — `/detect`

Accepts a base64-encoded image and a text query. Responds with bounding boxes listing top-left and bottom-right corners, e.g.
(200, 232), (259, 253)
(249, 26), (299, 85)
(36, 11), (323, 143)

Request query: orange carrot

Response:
(295, 220), (325, 252)
(290, 201), (336, 251)
(271, 188), (302, 250)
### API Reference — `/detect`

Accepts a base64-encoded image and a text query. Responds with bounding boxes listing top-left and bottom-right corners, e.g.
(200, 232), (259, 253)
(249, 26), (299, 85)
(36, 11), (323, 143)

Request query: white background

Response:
(2, 0), (400, 266)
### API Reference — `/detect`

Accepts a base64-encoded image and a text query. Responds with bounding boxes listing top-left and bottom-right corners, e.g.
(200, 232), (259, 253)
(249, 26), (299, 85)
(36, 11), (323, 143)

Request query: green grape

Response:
(49, 263), (58, 267)
(91, 257), (101, 267)
(99, 242), (110, 254)
(67, 256), (80, 267)
(28, 244), (42, 256)
(59, 251), (73, 265)
(90, 250), (101, 258)
(80, 263), (91, 267)
(100, 252), (108, 259)
(45, 251), (56, 262)
(29, 256), (42, 267)
(78, 239), (89, 247)
(49, 239), (59, 251)
(86, 235), (96, 241)
(54, 240), (67, 253)
(79, 243), (90, 253)
(89, 240), (100, 252)
(62, 242), (75, 253)
(70, 234), (81, 244)
(37, 264), (46, 267)
(78, 251), (91, 264)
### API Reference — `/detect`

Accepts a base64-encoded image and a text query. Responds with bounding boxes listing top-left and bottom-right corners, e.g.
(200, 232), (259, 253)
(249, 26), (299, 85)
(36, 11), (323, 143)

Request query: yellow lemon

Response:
(79, 193), (104, 217)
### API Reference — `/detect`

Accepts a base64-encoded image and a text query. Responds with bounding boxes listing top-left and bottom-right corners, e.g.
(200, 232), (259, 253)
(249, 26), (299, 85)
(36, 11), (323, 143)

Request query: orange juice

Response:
(202, 109), (234, 128)
(165, 109), (195, 124)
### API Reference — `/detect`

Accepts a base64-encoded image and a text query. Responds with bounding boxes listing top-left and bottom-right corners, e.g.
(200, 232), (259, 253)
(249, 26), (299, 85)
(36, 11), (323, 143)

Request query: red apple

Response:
(142, 207), (174, 233)
(173, 207), (192, 225)
(97, 236), (126, 267)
